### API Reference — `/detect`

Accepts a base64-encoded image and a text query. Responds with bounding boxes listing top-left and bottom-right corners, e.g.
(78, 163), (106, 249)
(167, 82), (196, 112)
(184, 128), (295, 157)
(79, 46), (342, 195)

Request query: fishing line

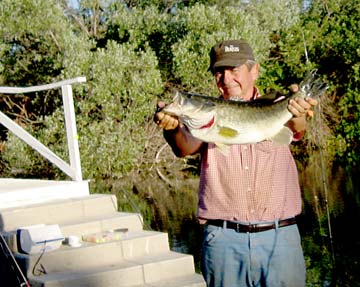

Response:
(302, 30), (336, 267)
(314, 99), (336, 265)
(119, 187), (151, 231)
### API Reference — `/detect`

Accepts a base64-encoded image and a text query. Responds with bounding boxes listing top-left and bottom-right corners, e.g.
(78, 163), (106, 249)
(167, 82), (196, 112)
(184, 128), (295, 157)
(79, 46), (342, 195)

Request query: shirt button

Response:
(244, 166), (249, 170)
(250, 209), (255, 213)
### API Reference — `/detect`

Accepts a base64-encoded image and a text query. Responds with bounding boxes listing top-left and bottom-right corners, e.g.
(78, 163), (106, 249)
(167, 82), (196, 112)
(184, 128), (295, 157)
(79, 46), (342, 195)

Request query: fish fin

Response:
(215, 143), (230, 156)
(218, 126), (238, 138)
(270, 127), (293, 145)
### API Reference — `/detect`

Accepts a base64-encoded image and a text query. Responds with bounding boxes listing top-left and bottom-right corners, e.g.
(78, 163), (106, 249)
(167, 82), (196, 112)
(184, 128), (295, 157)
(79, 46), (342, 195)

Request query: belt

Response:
(207, 217), (296, 233)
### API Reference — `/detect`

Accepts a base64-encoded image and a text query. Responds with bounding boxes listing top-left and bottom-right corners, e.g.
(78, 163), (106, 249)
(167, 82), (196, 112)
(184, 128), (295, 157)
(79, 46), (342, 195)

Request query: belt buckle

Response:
(235, 223), (257, 233)
(249, 224), (257, 233)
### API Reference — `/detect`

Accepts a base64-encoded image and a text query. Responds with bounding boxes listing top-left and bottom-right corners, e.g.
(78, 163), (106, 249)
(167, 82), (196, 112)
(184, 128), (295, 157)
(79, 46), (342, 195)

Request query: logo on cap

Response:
(224, 45), (240, 53)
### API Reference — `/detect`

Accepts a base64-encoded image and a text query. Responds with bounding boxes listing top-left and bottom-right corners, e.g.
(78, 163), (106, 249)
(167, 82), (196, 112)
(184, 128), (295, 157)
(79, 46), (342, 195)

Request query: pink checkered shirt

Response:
(197, 90), (302, 223)
(197, 142), (302, 222)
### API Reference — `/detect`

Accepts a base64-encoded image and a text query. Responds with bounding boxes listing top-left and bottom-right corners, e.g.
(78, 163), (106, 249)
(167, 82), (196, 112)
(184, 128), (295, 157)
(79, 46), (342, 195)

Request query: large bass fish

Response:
(163, 70), (327, 146)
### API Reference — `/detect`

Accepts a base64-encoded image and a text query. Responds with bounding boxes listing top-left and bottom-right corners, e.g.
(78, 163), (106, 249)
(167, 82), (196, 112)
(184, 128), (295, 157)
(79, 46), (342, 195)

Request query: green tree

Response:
(0, 0), (164, 181)
(260, 0), (360, 166)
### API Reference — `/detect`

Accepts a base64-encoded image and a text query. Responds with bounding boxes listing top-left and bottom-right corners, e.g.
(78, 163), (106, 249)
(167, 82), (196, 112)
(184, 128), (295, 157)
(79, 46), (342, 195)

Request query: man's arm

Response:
(154, 102), (204, 157)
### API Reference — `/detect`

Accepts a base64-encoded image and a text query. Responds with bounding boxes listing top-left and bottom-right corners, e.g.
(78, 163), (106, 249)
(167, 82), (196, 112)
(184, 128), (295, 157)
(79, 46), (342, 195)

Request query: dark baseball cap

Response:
(209, 39), (255, 74)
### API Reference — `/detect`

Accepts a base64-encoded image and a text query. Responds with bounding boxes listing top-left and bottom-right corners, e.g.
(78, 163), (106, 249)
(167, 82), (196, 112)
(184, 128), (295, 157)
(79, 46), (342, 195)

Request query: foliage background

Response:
(0, 0), (359, 286)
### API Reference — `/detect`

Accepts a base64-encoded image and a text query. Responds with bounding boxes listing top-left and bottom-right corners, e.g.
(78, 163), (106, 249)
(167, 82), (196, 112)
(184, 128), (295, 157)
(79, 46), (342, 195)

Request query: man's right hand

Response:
(154, 102), (180, 130)
(154, 102), (203, 157)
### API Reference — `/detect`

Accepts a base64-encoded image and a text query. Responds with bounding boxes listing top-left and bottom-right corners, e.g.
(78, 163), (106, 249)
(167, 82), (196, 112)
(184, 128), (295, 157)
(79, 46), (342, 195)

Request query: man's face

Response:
(214, 63), (259, 101)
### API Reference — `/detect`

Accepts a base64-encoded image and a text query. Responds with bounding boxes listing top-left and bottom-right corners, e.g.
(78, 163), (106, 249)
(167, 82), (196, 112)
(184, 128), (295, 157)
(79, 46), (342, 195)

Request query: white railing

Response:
(0, 77), (86, 181)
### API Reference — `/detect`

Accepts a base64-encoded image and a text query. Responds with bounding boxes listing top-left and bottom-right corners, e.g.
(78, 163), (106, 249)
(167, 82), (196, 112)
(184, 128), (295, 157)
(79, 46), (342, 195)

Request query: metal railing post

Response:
(61, 84), (82, 181)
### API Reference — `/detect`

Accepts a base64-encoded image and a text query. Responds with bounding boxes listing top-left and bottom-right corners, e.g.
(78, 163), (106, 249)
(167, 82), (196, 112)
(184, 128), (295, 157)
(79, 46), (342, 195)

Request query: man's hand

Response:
(154, 102), (180, 130)
(285, 84), (319, 138)
(287, 84), (318, 118)
(288, 97), (318, 118)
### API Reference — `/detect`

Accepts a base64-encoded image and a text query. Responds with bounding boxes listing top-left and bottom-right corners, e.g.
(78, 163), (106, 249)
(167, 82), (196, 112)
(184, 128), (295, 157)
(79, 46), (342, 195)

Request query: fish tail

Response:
(299, 69), (329, 99)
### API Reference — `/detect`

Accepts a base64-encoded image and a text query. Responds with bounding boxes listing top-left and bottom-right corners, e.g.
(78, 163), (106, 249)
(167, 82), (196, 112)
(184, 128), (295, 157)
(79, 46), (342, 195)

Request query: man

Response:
(154, 39), (317, 287)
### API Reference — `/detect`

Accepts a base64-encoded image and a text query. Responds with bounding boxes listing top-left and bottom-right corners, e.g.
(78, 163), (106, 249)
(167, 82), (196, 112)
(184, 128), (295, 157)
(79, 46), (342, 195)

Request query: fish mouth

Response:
(299, 69), (329, 98)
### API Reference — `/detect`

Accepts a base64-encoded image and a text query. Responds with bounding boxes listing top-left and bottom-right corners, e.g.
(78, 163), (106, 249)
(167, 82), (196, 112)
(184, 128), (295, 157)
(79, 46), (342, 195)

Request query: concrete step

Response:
(3, 212), (144, 253)
(60, 212), (144, 237)
(28, 251), (198, 287)
(0, 179), (90, 210)
(0, 194), (118, 231)
(148, 273), (206, 287)
(16, 230), (169, 277)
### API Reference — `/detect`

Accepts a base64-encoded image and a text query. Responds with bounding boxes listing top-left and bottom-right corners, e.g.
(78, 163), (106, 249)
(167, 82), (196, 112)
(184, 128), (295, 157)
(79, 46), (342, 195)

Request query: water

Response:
(166, 167), (360, 287)
(167, 214), (360, 286)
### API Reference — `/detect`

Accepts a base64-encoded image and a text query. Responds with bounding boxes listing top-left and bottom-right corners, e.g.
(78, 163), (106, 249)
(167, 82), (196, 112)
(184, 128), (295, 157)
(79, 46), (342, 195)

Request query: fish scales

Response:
(213, 97), (291, 130)
(183, 94), (294, 144)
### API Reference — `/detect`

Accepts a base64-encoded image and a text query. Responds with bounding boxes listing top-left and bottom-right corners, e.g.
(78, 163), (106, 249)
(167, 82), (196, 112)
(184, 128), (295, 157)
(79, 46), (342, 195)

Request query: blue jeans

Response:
(201, 223), (305, 287)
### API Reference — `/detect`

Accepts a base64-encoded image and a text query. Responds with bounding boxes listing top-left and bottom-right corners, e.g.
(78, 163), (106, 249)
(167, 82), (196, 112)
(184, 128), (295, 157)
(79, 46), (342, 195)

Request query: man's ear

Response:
(250, 63), (259, 81)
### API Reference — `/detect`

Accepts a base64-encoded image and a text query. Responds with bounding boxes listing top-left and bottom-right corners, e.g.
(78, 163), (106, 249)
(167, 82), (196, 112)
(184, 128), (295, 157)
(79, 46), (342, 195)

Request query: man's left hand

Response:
(288, 96), (318, 118)
(287, 84), (318, 118)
